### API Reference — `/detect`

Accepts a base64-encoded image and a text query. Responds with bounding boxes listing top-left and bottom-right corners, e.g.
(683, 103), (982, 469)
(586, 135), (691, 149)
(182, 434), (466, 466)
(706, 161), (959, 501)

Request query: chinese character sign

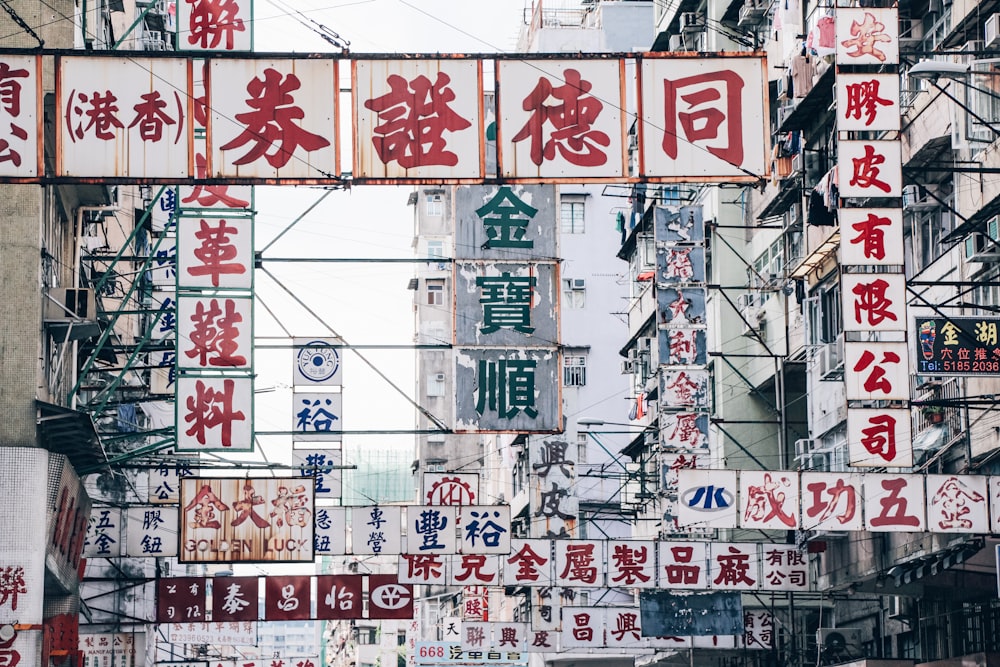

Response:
(178, 477), (315, 562)
(406, 506), (458, 554)
(839, 208), (904, 265)
(914, 317), (1000, 376)
(177, 295), (253, 370)
(176, 377), (253, 451)
(351, 506), (402, 555)
(423, 473), (479, 505)
(676, 469), (738, 530)
(455, 348), (559, 432)
(863, 474), (926, 532)
(459, 506), (511, 554)
(292, 393), (343, 441)
(212, 576), (259, 622)
(125, 506), (179, 557)
(0, 55), (39, 178)
(836, 8), (899, 65)
(293, 449), (343, 498)
(836, 73), (900, 132)
(926, 475), (988, 532)
(841, 273), (907, 332)
(640, 55), (767, 181)
(210, 59), (337, 178)
(83, 508), (122, 558)
(498, 60), (625, 180)
(738, 471), (799, 530)
(838, 140), (902, 198)
(314, 506), (347, 555)
(454, 263), (557, 347)
(843, 341), (910, 400)
(178, 0), (252, 51)
(354, 59), (482, 180)
(455, 185), (557, 260)
(847, 408), (912, 468)
(176, 216), (253, 290)
(57, 56), (190, 178)
(800, 472), (863, 532)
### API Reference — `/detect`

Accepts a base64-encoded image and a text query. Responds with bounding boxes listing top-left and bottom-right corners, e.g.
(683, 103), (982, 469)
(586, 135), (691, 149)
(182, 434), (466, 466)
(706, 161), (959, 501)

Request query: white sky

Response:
(244, 1), (528, 492)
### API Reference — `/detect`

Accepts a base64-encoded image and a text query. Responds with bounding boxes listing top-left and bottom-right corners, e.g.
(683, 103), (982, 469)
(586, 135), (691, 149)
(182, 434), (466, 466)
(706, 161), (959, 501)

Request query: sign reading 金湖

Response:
(915, 317), (1000, 375)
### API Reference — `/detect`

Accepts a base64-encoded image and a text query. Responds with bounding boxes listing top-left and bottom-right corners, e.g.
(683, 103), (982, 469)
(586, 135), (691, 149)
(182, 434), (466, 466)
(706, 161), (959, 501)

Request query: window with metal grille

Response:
(563, 354), (587, 386)
(561, 200), (585, 233)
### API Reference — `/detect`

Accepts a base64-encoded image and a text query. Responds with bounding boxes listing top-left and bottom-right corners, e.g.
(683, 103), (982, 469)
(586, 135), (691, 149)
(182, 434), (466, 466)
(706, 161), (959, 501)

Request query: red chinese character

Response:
(852, 278), (898, 326)
(665, 414), (705, 449)
(849, 213), (892, 260)
(454, 555), (492, 583)
(663, 70), (744, 167)
(804, 479), (857, 525)
(185, 298), (246, 367)
(0, 62), (28, 117)
(232, 481), (270, 528)
(70, 90), (124, 141)
(186, 0), (246, 50)
(869, 477), (921, 527)
(930, 477), (986, 530)
(0, 123), (27, 166)
(571, 612), (594, 641)
(840, 12), (892, 62)
(511, 68), (609, 167)
(220, 68), (330, 168)
(0, 566), (25, 610)
(128, 90), (179, 142)
(506, 543), (547, 582)
(663, 545), (701, 584)
(712, 546), (756, 587)
(184, 378), (246, 446)
(364, 72), (472, 168)
(183, 483), (229, 529)
(742, 473), (796, 527)
(402, 554), (443, 580)
(559, 543), (597, 584)
(187, 219), (247, 286)
(860, 413), (897, 461)
(499, 627), (519, 647)
(844, 79), (893, 126)
(610, 544), (650, 585)
(853, 349), (901, 394)
(849, 144), (891, 193)
(610, 612), (641, 641)
(184, 153), (251, 208)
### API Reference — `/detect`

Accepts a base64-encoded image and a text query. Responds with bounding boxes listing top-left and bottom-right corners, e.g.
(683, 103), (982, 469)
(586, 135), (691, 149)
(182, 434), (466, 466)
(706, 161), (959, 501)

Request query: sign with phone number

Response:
(915, 317), (1000, 376)
(413, 643), (527, 665)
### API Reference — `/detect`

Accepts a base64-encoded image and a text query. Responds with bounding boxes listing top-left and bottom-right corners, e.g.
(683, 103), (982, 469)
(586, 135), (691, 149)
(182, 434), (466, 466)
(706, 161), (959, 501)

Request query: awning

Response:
(36, 400), (108, 473)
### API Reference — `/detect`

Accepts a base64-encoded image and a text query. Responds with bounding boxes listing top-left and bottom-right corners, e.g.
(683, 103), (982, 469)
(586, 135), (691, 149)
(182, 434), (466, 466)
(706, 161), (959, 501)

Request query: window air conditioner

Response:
(680, 12), (703, 35)
(986, 13), (1000, 49)
(740, 306), (764, 335)
(434, 373), (447, 383)
(902, 184), (923, 209)
(45, 288), (96, 321)
(570, 278), (587, 290)
(817, 628), (862, 655)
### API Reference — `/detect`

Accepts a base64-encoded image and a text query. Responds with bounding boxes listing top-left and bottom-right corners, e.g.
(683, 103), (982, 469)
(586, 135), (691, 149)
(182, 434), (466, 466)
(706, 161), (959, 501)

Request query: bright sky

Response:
(246, 1), (528, 494)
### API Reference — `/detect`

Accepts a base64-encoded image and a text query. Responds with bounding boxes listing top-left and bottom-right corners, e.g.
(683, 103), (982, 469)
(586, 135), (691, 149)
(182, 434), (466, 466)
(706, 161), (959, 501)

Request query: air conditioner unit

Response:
(740, 306), (764, 335)
(986, 13), (1000, 49)
(964, 217), (1000, 261)
(680, 12), (703, 35)
(902, 184), (922, 209)
(899, 18), (923, 47)
(887, 596), (914, 620)
(434, 373), (447, 382)
(570, 278), (587, 290)
(817, 335), (845, 381)
(45, 287), (96, 321)
(817, 628), (862, 654)
(636, 337), (652, 352)
(776, 102), (797, 128)
(44, 287), (100, 341)
(791, 152), (804, 174)
(621, 359), (637, 375)
(738, 1), (768, 27)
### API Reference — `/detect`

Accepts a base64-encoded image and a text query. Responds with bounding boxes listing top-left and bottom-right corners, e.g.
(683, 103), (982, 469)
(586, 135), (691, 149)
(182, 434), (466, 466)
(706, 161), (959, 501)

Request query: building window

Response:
(576, 431), (588, 464)
(561, 200), (585, 233)
(563, 353), (587, 386)
(806, 280), (842, 345)
(358, 630), (377, 645)
(563, 278), (586, 309)
(426, 193), (443, 216)
(427, 279), (445, 305)
(427, 372), (445, 397)
(426, 239), (445, 259)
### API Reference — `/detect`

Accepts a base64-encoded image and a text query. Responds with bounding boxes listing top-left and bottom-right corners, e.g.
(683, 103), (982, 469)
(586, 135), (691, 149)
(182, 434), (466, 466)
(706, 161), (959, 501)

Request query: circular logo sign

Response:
(297, 341), (341, 383)
(371, 583), (411, 610)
